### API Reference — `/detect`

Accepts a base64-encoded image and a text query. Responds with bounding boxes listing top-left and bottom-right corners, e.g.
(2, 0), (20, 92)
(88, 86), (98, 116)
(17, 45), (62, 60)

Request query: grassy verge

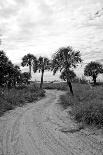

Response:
(0, 84), (45, 116)
(59, 83), (103, 127)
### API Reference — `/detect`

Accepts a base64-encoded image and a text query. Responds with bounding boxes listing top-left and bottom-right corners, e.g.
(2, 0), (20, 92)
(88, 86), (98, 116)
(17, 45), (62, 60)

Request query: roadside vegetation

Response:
(0, 84), (45, 116)
(59, 80), (103, 128)
(0, 51), (45, 116)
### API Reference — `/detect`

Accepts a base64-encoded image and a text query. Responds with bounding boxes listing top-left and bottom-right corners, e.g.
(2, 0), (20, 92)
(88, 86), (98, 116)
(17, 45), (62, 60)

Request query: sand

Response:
(0, 90), (103, 155)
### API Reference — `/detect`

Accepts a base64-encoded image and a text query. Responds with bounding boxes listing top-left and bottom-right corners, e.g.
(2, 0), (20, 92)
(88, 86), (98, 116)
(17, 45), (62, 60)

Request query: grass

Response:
(35, 82), (68, 90)
(0, 81), (67, 117)
(0, 84), (45, 116)
(59, 83), (103, 127)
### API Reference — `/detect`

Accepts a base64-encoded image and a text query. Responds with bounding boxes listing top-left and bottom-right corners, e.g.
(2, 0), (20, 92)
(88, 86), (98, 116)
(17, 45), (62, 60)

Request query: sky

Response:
(0, 0), (103, 80)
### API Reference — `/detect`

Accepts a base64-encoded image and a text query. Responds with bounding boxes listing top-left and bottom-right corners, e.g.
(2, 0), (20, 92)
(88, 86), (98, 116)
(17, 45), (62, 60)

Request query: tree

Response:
(0, 50), (32, 88)
(0, 50), (9, 86)
(52, 46), (82, 95)
(84, 61), (103, 85)
(20, 72), (31, 85)
(33, 56), (50, 88)
(60, 69), (76, 82)
(0, 50), (8, 64)
(4, 62), (21, 88)
(0, 51), (22, 88)
(5, 61), (15, 88)
(21, 53), (37, 78)
(11, 65), (21, 87)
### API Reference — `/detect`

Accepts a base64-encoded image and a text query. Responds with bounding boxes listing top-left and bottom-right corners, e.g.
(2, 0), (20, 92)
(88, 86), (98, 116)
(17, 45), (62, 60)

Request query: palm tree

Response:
(21, 53), (37, 78)
(84, 61), (103, 85)
(33, 56), (50, 88)
(52, 46), (82, 95)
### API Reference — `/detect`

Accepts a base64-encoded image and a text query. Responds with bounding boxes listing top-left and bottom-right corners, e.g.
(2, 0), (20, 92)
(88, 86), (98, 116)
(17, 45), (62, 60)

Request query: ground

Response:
(0, 90), (103, 155)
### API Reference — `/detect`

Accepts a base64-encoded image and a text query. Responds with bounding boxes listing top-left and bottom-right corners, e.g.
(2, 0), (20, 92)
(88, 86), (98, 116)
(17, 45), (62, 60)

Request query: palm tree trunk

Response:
(40, 70), (44, 89)
(67, 78), (74, 95)
(66, 68), (74, 95)
(13, 78), (16, 87)
(93, 75), (96, 85)
(29, 65), (31, 78)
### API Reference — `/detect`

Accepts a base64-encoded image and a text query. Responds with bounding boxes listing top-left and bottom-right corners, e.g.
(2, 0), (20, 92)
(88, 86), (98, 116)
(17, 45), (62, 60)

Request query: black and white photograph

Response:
(0, 0), (103, 154)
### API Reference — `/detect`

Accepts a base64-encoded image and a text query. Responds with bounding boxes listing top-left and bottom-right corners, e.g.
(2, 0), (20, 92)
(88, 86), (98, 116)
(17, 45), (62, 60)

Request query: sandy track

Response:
(0, 90), (103, 155)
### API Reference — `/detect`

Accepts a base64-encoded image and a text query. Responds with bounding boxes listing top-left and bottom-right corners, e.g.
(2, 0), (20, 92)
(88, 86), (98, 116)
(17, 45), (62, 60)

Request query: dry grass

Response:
(38, 82), (67, 90)
(0, 84), (45, 116)
(59, 83), (103, 127)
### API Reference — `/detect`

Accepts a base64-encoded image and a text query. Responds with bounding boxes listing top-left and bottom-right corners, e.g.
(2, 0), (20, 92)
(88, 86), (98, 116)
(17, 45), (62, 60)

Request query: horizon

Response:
(21, 65), (103, 82)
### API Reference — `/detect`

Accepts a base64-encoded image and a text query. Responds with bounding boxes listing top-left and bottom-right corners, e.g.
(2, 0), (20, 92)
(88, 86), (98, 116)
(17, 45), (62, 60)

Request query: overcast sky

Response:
(0, 0), (103, 66)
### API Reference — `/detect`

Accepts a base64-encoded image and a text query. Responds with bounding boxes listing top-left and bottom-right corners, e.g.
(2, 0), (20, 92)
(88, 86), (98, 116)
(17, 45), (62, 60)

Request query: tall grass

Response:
(59, 83), (103, 127)
(0, 84), (45, 116)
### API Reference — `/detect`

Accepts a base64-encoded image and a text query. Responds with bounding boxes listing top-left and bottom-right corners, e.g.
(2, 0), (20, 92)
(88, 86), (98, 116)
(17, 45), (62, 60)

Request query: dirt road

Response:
(0, 90), (103, 155)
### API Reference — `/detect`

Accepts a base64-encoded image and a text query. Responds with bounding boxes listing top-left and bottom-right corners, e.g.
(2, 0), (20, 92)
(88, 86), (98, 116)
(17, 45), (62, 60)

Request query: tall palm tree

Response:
(33, 56), (50, 88)
(21, 53), (37, 78)
(52, 46), (82, 95)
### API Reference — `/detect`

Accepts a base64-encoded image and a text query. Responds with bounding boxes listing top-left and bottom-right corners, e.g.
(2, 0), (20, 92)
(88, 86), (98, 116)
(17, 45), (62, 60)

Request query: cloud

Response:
(0, 0), (103, 68)
(0, 0), (26, 18)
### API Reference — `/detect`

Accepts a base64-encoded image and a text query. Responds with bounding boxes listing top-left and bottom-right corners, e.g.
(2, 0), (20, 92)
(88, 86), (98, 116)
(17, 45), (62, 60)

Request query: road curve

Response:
(0, 90), (103, 155)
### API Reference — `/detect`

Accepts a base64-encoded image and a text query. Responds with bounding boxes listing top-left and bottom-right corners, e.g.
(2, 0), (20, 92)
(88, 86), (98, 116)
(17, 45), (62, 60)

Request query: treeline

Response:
(20, 46), (82, 95)
(0, 51), (30, 88)
(0, 46), (103, 95)
(21, 46), (103, 95)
